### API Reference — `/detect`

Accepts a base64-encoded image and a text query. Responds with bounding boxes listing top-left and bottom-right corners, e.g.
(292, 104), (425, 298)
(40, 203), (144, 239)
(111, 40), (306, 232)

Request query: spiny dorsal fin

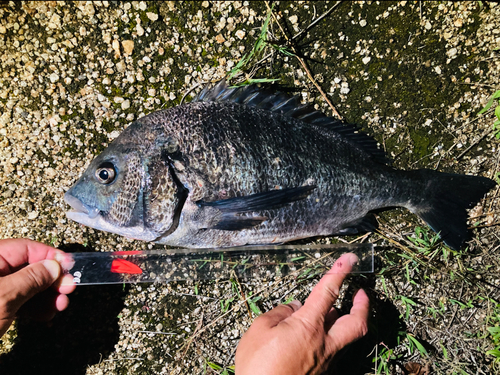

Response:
(192, 81), (389, 164)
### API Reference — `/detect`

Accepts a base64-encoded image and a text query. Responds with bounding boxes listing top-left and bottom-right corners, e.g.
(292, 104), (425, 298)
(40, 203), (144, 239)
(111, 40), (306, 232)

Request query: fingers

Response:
(324, 306), (340, 331)
(0, 238), (62, 275)
(326, 289), (370, 354)
(0, 260), (61, 316)
(54, 274), (77, 295)
(297, 253), (358, 319)
(251, 300), (302, 329)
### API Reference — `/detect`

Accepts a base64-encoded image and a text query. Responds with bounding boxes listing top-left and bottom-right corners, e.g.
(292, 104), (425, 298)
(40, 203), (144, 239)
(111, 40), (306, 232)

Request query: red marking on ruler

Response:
(111, 259), (143, 274)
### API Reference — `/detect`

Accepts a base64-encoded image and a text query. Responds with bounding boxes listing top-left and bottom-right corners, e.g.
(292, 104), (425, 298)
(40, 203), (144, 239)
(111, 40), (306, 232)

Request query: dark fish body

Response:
(64, 82), (496, 249)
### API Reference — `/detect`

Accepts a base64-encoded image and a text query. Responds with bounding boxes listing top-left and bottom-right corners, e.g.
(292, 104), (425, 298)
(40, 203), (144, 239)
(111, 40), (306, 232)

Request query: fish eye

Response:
(95, 162), (116, 184)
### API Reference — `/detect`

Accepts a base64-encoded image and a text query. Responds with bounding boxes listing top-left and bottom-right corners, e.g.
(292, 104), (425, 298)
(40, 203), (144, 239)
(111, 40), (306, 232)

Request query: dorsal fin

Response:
(192, 81), (389, 164)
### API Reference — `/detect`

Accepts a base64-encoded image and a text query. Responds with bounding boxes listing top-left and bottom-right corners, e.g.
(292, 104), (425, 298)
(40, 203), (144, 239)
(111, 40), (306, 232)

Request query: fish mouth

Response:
(64, 192), (100, 219)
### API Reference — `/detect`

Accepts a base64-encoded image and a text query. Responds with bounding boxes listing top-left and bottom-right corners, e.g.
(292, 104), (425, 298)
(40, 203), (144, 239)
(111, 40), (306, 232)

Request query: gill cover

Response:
(144, 153), (188, 240)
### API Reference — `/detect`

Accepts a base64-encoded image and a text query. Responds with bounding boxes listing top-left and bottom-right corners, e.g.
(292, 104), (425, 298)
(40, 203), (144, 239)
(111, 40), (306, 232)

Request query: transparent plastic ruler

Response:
(59, 243), (374, 285)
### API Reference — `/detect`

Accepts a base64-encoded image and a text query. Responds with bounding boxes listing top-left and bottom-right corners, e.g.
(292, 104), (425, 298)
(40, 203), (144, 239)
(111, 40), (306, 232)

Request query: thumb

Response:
(0, 260), (61, 316)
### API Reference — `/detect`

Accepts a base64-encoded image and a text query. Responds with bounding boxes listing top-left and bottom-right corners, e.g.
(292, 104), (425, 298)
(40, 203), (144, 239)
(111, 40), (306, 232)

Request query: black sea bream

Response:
(64, 81), (496, 249)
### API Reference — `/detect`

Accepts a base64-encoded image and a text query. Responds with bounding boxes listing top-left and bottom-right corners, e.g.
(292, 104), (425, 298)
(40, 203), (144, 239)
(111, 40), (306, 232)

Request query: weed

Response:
(478, 89), (500, 139)
(226, 4), (273, 82)
(247, 292), (262, 315)
(485, 299), (500, 365)
(397, 295), (417, 321)
(373, 331), (427, 374)
(204, 359), (235, 374)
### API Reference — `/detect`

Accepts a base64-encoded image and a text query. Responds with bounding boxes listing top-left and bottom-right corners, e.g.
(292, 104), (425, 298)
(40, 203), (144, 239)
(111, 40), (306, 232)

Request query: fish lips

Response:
(64, 191), (158, 242)
(64, 192), (101, 220)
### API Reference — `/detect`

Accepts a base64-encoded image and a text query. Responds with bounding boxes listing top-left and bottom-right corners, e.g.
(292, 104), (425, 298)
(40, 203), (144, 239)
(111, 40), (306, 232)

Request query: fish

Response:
(64, 81), (496, 249)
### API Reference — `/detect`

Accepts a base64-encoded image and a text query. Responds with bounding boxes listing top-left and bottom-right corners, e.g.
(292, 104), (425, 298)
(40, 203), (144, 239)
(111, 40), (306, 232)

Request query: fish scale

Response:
(64, 81), (496, 249)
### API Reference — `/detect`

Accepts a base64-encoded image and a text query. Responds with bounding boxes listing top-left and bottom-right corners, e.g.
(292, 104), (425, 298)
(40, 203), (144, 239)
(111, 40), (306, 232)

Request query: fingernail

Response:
(54, 252), (75, 272)
(42, 260), (61, 280)
(348, 253), (359, 266)
(287, 300), (302, 310)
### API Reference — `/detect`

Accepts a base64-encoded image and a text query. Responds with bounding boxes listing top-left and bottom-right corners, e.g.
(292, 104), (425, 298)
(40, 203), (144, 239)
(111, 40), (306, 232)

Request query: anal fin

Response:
(337, 213), (378, 235)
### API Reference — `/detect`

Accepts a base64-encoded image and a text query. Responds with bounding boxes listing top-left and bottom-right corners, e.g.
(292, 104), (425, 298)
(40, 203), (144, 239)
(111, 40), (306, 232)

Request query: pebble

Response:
(122, 40), (134, 56)
(447, 47), (458, 58)
(235, 30), (246, 40)
(46, 168), (57, 179)
(146, 12), (158, 21)
(121, 100), (130, 110)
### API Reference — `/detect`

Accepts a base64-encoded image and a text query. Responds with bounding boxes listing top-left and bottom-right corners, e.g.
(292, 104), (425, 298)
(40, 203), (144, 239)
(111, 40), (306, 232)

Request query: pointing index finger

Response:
(296, 253), (358, 319)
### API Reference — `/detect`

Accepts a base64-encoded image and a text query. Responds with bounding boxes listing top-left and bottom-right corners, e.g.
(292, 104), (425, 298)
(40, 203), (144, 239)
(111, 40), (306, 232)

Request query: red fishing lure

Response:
(110, 259), (143, 274)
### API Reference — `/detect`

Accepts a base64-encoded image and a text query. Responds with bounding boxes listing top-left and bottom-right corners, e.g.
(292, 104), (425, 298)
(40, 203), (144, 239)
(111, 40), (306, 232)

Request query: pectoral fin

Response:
(197, 185), (316, 231)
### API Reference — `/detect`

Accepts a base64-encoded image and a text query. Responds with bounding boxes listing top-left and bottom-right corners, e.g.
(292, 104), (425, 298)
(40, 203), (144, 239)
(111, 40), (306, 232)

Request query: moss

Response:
(264, 1), (484, 168)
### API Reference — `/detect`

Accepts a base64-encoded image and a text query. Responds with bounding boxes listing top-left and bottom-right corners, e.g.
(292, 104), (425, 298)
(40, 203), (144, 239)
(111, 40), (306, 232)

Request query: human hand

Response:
(235, 253), (369, 375)
(0, 238), (76, 337)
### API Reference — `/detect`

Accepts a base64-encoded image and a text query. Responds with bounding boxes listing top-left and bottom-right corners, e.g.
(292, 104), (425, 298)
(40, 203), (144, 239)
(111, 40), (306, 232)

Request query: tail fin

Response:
(407, 169), (496, 250)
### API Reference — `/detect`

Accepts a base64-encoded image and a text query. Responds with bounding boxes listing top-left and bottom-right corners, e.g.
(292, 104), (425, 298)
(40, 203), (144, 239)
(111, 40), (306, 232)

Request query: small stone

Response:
(48, 13), (61, 29)
(146, 12), (158, 21)
(49, 73), (59, 83)
(27, 211), (39, 220)
(136, 23), (144, 37)
(202, 1), (209, 7)
(0, 25), (6, 34)
(116, 61), (126, 73)
(46, 167), (57, 179)
(360, 19), (367, 27)
(289, 15), (298, 24)
(454, 18), (463, 27)
(108, 130), (120, 139)
(139, 1), (147, 10)
(122, 40), (134, 56)
(111, 40), (121, 59)
(434, 66), (442, 74)
(447, 48), (458, 58)
(235, 30), (246, 39)
(362, 56), (371, 64)
(215, 34), (225, 44)
(148, 88), (156, 96)
(424, 21), (431, 30)
(121, 100), (130, 110)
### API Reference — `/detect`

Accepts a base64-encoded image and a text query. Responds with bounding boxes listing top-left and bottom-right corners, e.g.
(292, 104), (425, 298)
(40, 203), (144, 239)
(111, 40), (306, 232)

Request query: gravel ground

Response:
(0, 1), (499, 374)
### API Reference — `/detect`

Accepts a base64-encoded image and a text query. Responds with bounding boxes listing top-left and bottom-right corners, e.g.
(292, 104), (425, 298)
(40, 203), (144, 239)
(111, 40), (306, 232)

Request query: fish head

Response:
(64, 141), (157, 242)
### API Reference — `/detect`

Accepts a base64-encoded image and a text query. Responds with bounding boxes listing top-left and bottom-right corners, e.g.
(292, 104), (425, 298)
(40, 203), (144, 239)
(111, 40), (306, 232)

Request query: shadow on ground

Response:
(326, 271), (408, 374)
(0, 244), (127, 375)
